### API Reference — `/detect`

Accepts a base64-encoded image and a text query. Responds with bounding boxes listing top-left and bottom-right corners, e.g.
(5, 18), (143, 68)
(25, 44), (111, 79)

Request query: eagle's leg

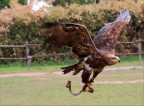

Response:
(82, 83), (94, 93)
(92, 69), (103, 80)
(82, 79), (94, 93)
(81, 68), (94, 93)
(82, 69), (103, 93)
(87, 69), (103, 88)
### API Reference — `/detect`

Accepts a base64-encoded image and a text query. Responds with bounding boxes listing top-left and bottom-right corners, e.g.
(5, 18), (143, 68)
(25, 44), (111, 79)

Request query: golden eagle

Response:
(43, 8), (131, 95)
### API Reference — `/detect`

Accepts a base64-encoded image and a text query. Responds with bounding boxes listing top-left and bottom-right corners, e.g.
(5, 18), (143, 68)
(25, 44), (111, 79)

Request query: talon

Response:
(86, 79), (94, 87)
(82, 84), (94, 93)
(83, 86), (89, 92)
(87, 81), (94, 87)
(88, 87), (94, 93)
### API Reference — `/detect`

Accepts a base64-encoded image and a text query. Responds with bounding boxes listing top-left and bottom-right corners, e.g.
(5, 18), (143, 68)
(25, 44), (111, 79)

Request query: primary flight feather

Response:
(43, 8), (131, 95)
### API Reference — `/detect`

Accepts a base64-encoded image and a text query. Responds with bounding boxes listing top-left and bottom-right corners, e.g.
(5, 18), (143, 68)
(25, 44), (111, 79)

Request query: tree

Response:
(0, 0), (10, 9)
(18, 0), (27, 5)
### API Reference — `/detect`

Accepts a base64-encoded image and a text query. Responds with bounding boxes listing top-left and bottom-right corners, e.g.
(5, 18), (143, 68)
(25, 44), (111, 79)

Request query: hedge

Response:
(0, 2), (144, 63)
(0, 0), (10, 9)
(18, 0), (27, 5)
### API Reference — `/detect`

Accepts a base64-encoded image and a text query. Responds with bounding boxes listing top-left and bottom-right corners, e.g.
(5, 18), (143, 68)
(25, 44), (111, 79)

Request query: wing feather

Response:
(93, 8), (131, 53)
(43, 23), (101, 58)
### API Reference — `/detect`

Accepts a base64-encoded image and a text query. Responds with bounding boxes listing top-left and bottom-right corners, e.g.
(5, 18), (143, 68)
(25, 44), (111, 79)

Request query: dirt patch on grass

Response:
(0, 72), (49, 78)
(0, 71), (143, 84)
(78, 80), (144, 85)
(94, 80), (144, 84)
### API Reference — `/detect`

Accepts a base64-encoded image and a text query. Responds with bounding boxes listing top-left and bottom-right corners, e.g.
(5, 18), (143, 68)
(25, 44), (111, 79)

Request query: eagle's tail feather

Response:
(62, 64), (76, 74)
(73, 69), (82, 75)
(62, 58), (85, 75)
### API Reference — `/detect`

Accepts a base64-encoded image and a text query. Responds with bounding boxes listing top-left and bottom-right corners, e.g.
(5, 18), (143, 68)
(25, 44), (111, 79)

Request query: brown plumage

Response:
(43, 8), (131, 95)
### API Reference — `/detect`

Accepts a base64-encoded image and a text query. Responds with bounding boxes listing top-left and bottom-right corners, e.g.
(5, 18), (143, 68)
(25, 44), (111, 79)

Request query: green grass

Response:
(0, 70), (143, 106)
(0, 59), (76, 73)
(0, 55), (143, 73)
(112, 55), (144, 67)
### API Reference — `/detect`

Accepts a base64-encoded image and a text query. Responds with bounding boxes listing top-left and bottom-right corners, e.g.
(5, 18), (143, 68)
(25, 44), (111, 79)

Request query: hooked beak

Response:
(116, 56), (121, 63)
(118, 59), (121, 63)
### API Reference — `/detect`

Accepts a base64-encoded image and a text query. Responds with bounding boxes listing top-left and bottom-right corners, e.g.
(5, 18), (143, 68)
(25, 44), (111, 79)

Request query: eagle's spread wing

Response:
(93, 8), (131, 53)
(43, 23), (100, 58)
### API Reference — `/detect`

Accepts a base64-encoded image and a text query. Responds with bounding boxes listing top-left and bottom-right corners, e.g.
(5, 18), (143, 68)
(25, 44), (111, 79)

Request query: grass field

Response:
(0, 69), (143, 106)
(0, 55), (144, 106)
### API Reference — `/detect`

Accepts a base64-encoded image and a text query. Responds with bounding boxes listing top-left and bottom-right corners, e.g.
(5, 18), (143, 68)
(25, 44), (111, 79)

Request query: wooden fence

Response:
(0, 40), (143, 70)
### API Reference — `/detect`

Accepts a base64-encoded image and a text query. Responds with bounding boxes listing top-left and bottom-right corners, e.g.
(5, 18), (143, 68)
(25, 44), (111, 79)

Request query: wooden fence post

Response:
(138, 39), (142, 65)
(25, 41), (32, 71)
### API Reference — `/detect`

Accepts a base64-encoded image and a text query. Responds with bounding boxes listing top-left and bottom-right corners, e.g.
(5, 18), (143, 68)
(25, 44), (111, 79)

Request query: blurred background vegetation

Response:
(0, 0), (144, 64)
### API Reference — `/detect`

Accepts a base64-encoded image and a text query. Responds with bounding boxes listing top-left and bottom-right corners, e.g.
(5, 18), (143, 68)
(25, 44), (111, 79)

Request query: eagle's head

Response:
(105, 54), (120, 66)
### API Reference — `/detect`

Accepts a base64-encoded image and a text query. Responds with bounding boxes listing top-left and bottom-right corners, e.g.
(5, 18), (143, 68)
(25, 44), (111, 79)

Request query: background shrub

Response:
(0, 0), (10, 9)
(18, 0), (27, 5)
(53, 0), (100, 5)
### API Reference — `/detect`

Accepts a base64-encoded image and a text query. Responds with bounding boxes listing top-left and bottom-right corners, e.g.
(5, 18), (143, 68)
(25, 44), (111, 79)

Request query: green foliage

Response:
(0, 18), (44, 64)
(54, 0), (69, 5)
(54, 0), (96, 5)
(76, 0), (95, 4)
(6, 19), (43, 44)
(18, 0), (27, 5)
(0, 0), (10, 9)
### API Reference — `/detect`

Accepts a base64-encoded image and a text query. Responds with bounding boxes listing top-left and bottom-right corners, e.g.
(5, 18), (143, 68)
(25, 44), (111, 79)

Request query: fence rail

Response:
(0, 40), (143, 70)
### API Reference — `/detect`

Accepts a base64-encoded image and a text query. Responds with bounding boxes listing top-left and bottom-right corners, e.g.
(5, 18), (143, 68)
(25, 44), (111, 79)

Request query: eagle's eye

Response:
(112, 57), (115, 60)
